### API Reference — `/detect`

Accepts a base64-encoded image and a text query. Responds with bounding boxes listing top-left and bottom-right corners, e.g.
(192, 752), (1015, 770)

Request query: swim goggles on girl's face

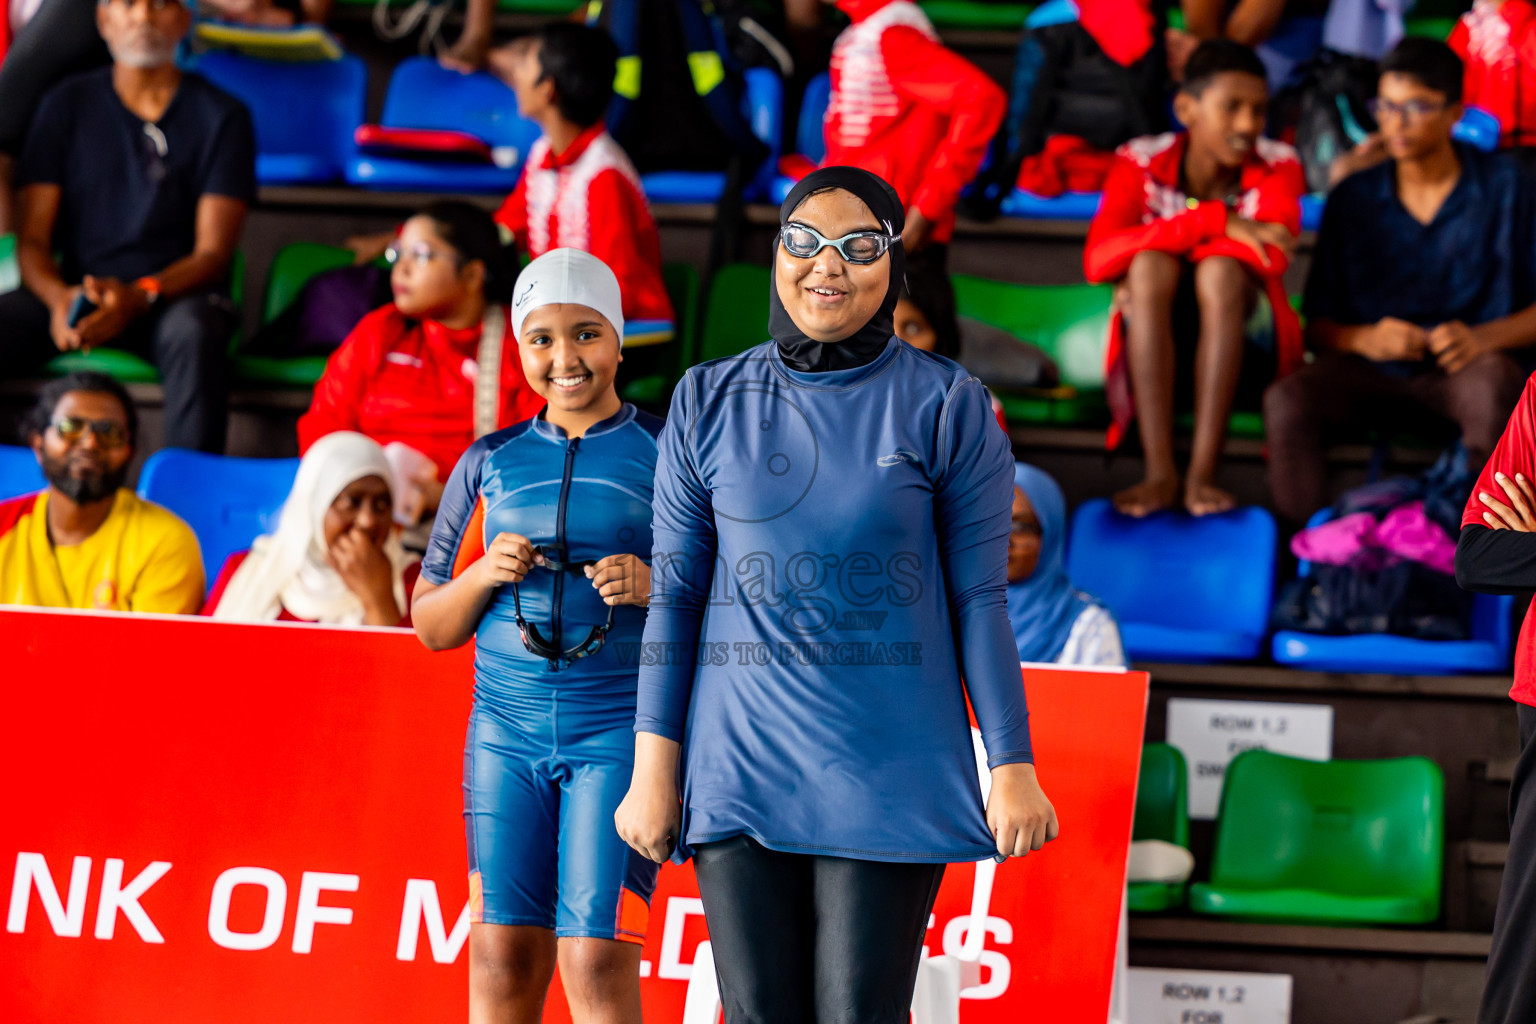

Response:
(778, 222), (898, 264)
(510, 546), (616, 671)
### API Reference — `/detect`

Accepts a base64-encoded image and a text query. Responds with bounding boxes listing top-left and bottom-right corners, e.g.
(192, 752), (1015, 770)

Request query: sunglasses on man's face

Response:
(50, 416), (129, 448)
(779, 222), (897, 265)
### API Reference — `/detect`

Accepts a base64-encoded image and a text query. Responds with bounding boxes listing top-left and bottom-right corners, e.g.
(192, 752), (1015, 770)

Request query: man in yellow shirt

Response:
(0, 372), (203, 613)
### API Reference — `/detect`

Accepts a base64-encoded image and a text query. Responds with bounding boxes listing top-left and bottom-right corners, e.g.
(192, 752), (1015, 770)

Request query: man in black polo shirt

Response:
(0, 0), (255, 453)
(1263, 38), (1536, 529)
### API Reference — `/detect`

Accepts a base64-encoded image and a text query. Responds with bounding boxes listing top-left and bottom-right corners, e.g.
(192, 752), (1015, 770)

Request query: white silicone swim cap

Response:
(510, 248), (626, 348)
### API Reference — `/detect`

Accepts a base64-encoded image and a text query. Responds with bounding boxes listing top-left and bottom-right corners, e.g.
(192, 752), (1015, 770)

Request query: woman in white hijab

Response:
(204, 431), (419, 626)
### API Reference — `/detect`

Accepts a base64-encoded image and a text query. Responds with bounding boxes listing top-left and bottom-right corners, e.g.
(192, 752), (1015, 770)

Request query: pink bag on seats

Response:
(1290, 511), (1380, 567)
(1375, 501), (1457, 576)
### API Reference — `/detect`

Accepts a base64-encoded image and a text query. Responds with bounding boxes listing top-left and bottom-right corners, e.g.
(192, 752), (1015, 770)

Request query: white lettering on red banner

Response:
(396, 879), (471, 963)
(7, 853), (92, 938)
(292, 872), (360, 954)
(94, 858), (172, 943)
(208, 867), (287, 951)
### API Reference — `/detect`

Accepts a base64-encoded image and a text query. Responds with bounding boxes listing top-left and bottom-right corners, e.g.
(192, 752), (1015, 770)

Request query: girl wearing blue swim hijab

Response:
(615, 166), (1059, 1023)
(1008, 462), (1126, 668)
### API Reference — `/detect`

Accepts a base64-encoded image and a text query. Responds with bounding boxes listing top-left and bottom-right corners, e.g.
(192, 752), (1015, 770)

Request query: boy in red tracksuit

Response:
(1450, 0), (1536, 150)
(491, 21), (673, 341)
(1085, 39), (1303, 518)
(816, 0), (1006, 261)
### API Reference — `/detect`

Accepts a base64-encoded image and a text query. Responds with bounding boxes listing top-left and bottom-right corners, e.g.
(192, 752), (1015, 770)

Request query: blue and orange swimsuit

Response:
(422, 403), (662, 940)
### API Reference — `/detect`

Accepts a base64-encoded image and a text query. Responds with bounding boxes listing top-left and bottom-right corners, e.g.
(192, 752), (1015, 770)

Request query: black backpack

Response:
(590, 0), (767, 175)
(1268, 49), (1379, 193)
(963, 14), (1166, 220)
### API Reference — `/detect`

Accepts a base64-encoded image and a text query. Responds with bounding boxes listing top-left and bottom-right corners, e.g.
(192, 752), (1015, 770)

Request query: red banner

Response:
(0, 608), (1147, 1023)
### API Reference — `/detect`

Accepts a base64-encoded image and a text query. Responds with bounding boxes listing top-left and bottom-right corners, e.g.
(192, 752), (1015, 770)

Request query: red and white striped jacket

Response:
(1451, 0), (1536, 147)
(822, 0), (1005, 245)
(495, 124), (674, 325)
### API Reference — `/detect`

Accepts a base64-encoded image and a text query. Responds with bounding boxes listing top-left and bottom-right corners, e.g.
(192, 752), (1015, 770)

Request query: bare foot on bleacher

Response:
(1113, 475), (1179, 518)
(1185, 479), (1237, 517)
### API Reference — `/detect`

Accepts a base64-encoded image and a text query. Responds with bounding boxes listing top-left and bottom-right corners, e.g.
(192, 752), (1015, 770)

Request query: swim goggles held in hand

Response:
(510, 545), (616, 670)
(778, 222), (898, 264)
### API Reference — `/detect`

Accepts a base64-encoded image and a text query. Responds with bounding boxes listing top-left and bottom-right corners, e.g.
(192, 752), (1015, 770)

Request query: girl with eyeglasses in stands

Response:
(411, 249), (662, 1024)
(297, 201), (545, 545)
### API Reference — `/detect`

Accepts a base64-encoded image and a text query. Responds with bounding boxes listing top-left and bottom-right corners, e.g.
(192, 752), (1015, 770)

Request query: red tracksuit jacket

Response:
(297, 304), (546, 481)
(1084, 131), (1305, 448)
(1451, 0), (1536, 148)
(494, 124), (673, 324)
(822, 0), (1006, 244)
(1463, 372), (1536, 705)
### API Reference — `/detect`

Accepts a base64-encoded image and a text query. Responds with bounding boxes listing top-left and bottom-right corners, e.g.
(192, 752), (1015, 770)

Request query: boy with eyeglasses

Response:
(0, 372), (203, 613)
(1264, 37), (1536, 530)
(0, 0), (253, 454)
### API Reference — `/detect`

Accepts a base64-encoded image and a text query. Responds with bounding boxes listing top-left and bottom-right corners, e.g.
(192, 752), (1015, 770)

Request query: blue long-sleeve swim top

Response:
(636, 335), (1033, 863)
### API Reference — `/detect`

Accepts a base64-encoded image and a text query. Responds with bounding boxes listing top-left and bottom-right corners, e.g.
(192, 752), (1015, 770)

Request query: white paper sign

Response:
(1128, 967), (1291, 1024)
(1165, 698), (1332, 819)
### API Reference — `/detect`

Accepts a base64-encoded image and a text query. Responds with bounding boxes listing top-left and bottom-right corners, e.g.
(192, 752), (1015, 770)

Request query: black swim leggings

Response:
(693, 835), (946, 1024)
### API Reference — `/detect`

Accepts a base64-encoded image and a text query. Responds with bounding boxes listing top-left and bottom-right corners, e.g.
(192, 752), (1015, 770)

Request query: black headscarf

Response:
(770, 167), (906, 373)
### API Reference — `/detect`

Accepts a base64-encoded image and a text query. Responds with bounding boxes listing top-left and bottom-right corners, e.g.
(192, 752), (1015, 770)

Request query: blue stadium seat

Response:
(197, 51), (366, 185)
(796, 71), (830, 165)
(1454, 106), (1502, 152)
(345, 57), (541, 192)
(137, 449), (300, 587)
(768, 70), (831, 204)
(1272, 508), (1514, 674)
(1065, 499), (1277, 662)
(1300, 193), (1324, 232)
(641, 67), (784, 203)
(0, 445), (44, 503)
(999, 189), (1103, 220)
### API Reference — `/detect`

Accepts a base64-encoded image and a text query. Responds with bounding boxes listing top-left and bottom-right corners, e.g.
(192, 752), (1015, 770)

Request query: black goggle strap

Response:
(533, 544), (597, 575)
(510, 580), (618, 670)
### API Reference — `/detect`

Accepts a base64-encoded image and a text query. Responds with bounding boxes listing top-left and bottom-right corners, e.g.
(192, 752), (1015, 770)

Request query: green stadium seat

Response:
(1127, 742), (1191, 913)
(698, 262), (771, 364)
(232, 354), (331, 388)
(620, 262), (700, 406)
(262, 241), (355, 325)
(234, 241), (355, 388)
(1189, 750), (1444, 925)
(918, 0), (1031, 29)
(45, 348), (162, 383)
(1405, 17), (1459, 40)
(951, 275), (1113, 426)
(666, 262), (702, 364)
(0, 233), (18, 294)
